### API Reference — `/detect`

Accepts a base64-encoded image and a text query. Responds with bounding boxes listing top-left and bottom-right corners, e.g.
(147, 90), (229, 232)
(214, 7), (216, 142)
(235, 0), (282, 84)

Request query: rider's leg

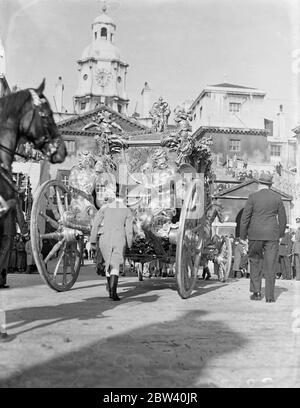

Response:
(110, 267), (120, 301)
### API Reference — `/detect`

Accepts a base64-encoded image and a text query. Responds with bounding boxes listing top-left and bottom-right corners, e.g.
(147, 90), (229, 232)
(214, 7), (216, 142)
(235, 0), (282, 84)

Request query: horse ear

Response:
(36, 78), (46, 96)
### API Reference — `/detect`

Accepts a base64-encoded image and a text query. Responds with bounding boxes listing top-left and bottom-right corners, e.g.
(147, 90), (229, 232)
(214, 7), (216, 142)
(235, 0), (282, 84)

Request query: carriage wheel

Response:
(215, 236), (232, 282)
(30, 180), (83, 292)
(176, 178), (204, 299)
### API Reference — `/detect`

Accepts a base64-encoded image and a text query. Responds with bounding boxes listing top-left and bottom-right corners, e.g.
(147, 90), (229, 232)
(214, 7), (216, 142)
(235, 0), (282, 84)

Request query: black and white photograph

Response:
(0, 0), (300, 392)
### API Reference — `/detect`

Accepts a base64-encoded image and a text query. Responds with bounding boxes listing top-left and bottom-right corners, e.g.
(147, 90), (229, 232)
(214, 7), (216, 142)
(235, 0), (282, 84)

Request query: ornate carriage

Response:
(30, 101), (232, 298)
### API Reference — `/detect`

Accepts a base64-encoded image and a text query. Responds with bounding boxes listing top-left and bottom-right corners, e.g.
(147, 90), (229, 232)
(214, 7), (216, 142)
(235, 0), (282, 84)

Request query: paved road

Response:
(1, 265), (300, 388)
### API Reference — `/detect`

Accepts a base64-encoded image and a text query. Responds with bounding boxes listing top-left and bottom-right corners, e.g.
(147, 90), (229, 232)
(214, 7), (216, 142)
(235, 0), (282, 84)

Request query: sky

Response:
(0, 0), (299, 129)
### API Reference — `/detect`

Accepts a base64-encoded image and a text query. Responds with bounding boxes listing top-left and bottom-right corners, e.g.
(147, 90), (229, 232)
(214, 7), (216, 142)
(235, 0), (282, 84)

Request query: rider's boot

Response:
(110, 275), (120, 301)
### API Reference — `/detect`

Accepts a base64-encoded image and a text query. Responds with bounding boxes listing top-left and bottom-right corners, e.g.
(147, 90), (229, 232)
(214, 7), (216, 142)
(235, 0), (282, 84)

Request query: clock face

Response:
(95, 68), (112, 87)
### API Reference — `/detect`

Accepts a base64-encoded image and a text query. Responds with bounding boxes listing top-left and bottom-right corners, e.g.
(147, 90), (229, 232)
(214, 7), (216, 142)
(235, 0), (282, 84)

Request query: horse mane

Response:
(0, 89), (31, 121)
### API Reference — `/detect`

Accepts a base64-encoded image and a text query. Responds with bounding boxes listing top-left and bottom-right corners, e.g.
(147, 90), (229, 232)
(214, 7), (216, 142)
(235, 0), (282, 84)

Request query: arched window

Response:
(101, 27), (107, 38)
(94, 32), (97, 40)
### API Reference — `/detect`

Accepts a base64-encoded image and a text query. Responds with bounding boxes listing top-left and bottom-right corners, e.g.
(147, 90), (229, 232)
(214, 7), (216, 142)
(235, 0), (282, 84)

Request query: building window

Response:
(228, 139), (241, 152)
(111, 33), (113, 41)
(117, 104), (122, 113)
(101, 27), (107, 38)
(83, 74), (88, 80)
(199, 106), (203, 118)
(193, 114), (196, 121)
(229, 102), (241, 113)
(270, 144), (281, 157)
(81, 102), (86, 110)
(95, 32), (97, 39)
(117, 76), (122, 83)
(65, 140), (76, 155)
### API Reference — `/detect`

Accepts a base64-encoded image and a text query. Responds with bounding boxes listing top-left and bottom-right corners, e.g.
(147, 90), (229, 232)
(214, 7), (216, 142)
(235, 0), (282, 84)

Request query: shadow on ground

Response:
(0, 308), (247, 388)
(118, 276), (228, 300)
(5, 293), (159, 336)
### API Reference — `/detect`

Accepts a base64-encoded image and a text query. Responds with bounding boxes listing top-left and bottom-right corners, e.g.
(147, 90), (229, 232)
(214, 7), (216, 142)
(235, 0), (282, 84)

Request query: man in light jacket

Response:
(90, 183), (133, 301)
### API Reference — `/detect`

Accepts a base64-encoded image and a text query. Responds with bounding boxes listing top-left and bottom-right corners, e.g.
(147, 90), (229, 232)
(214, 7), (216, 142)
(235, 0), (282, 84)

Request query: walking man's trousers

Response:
(248, 240), (279, 299)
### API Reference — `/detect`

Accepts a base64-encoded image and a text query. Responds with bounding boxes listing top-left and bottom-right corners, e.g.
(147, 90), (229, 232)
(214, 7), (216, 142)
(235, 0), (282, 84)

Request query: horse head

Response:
(19, 79), (67, 164)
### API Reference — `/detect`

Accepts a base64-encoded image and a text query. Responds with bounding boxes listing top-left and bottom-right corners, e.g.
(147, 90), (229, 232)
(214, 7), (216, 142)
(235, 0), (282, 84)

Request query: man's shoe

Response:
(0, 284), (10, 289)
(250, 292), (261, 300)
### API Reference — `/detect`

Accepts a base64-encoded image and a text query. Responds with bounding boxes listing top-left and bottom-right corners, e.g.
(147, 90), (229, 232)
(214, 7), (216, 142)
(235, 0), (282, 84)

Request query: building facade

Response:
(265, 105), (296, 170)
(0, 35), (10, 97)
(190, 83), (266, 131)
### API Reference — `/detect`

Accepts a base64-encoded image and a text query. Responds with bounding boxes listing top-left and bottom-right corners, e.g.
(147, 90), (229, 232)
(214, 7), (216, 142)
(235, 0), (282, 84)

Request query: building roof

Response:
(214, 178), (293, 201)
(193, 126), (268, 139)
(209, 83), (257, 90)
(57, 104), (150, 135)
(93, 12), (116, 27)
(80, 41), (122, 62)
(190, 83), (266, 111)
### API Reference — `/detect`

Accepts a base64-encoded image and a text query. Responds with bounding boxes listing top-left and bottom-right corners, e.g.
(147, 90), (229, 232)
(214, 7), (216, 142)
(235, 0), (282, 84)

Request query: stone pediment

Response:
(214, 179), (293, 201)
(57, 104), (149, 135)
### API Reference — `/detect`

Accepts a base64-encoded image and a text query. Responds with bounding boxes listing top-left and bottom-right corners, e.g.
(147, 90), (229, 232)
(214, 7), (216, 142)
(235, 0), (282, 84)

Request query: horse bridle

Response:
(0, 89), (61, 192)
(26, 89), (62, 159)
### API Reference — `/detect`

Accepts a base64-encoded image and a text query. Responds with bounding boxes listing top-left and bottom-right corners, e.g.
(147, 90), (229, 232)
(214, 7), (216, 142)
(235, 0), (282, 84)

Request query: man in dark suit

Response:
(293, 218), (300, 281)
(0, 195), (29, 288)
(240, 173), (287, 302)
(278, 226), (293, 280)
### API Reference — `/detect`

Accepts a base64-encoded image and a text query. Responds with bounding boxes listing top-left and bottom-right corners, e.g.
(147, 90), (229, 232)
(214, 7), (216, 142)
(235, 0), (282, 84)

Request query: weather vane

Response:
(97, 0), (121, 14)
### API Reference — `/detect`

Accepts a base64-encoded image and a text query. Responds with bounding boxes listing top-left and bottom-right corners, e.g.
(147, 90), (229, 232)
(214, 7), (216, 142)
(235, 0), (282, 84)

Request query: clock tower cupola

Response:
(74, 4), (129, 114)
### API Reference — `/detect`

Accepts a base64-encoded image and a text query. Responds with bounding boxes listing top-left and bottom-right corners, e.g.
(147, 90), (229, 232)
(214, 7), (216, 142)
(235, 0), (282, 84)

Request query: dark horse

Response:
(0, 79), (67, 288)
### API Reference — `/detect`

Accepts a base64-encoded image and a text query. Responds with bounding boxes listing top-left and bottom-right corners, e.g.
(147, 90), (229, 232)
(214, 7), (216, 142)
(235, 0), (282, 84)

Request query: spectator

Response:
(278, 226), (293, 280)
(8, 235), (18, 273)
(0, 195), (29, 289)
(293, 218), (300, 281)
(25, 238), (37, 274)
(16, 234), (26, 273)
(276, 162), (282, 176)
(240, 239), (249, 277)
(240, 173), (287, 302)
(232, 238), (243, 278)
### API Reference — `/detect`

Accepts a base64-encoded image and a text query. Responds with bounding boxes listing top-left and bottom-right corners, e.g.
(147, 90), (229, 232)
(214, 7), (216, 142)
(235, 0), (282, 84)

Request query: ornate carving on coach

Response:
(82, 110), (128, 157)
(161, 105), (213, 177)
(149, 97), (171, 132)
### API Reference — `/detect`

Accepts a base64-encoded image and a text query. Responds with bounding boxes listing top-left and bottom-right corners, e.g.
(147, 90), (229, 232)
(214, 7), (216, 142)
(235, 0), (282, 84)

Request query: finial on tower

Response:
(102, 1), (107, 13)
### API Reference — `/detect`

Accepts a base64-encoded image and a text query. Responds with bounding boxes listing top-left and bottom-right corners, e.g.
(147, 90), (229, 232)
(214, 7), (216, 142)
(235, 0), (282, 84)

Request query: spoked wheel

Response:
(176, 178), (205, 299)
(30, 180), (83, 292)
(215, 236), (232, 282)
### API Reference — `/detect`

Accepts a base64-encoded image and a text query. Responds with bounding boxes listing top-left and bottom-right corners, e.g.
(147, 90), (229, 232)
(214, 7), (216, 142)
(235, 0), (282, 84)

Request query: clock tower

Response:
(74, 5), (129, 114)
